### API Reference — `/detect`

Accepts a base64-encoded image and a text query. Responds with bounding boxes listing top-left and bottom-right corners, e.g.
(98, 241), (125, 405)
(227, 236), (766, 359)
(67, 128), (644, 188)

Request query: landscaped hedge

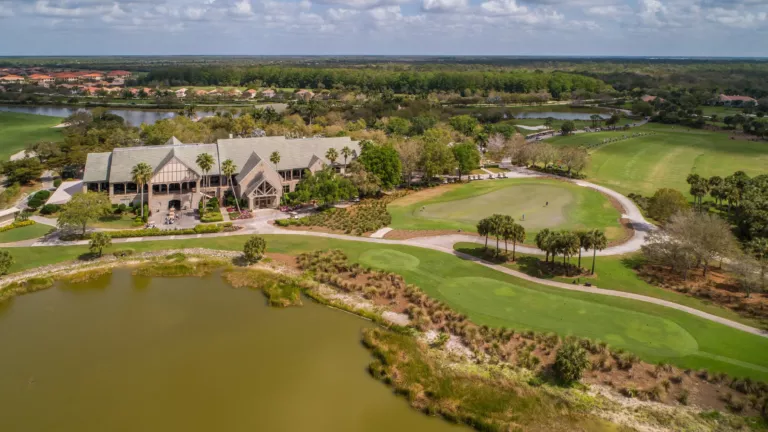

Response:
(62, 222), (241, 240)
(201, 212), (224, 223)
(0, 220), (36, 232)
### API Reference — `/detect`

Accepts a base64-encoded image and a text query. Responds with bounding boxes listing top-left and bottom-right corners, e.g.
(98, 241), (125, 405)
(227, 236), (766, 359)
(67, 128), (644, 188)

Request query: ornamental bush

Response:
(40, 204), (60, 215)
(553, 340), (590, 385)
(243, 236), (267, 263)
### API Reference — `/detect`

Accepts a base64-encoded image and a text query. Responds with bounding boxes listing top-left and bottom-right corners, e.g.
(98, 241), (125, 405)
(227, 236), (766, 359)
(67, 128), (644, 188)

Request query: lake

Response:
(0, 104), (287, 126)
(512, 111), (610, 120)
(0, 270), (461, 432)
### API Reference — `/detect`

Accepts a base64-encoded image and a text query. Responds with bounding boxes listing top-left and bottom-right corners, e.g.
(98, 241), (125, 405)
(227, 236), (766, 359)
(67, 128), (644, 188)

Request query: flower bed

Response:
(0, 220), (36, 232)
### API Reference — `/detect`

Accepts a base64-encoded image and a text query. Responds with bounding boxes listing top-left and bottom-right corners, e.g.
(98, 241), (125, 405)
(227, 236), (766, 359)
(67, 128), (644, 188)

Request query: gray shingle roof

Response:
(82, 136), (359, 184)
(83, 152), (112, 182)
(217, 136), (359, 171)
(108, 143), (220, 183)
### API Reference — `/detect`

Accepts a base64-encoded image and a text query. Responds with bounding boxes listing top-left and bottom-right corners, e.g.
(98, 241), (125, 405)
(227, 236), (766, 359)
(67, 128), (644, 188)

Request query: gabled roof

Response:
(217, 136), (358, 172)
(166, 136), (184, 146)
(108, 143), (219, 183)
(236, 152), (263, 184)
(83, 152), (112, 182)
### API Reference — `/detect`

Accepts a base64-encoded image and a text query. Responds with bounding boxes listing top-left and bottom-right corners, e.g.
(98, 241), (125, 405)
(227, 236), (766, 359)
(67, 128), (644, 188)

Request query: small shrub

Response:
(27, 197), (43, 210)
(53, 178), (62, 188)
(112, 249), (134, 257)
(553, 341), (589, 385)
(40, 204), (60, 215)
(243, 236), (267, 263)
(678, 390), (689, 405)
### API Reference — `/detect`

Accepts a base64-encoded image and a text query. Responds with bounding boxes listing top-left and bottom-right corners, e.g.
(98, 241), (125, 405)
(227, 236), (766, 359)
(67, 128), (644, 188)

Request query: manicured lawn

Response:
(91, 214), (141, 229)
(388, 178), (625, 243)
(0, 112), (63, 161)
(549, 124), (768, 196)
(453, 242), (765, 330)
(0, 224), (52, 243)
(697, 105), (745, 117)
(2, 234), (768, 381)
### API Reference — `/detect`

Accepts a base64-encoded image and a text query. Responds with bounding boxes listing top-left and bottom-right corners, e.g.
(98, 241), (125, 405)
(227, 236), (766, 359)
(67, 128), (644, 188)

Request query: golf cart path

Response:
(2, 216), (765, 338)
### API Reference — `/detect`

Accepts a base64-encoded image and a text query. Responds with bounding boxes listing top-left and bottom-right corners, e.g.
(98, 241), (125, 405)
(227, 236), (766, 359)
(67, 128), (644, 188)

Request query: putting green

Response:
(388, 178), (624, 242)
(438, 277), (699, 358)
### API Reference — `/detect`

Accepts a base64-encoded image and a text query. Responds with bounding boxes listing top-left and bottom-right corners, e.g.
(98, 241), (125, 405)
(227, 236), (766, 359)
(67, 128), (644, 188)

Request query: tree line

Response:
(142, 66), (611, 98)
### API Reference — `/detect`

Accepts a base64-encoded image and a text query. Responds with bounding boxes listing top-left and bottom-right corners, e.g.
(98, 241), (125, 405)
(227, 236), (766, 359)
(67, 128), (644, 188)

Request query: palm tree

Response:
(131, 162), (152, 219)
(221, 159), (241, 213)
(477, 218), (491, 250)
(341, 146), (353, 169)
(509, 223), (525, 262)
(499, 215), (515, 253)
(590, 114), (602, 128)
(184, 104), (197, 119)
(270, 151), (281, 173)
(489, 214), (505, 255)
(535, 229), (553, 263)
(558, 231), (580, 275)
(586, 230), (607, 275)
(325, 148), (338, 167)
(576, 230), (593, 269)
(196, 152), (214, 189)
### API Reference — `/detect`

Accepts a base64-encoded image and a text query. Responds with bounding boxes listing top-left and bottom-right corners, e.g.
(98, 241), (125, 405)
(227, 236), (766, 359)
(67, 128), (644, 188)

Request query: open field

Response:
(549, 124), (768, 196)
(0, 224), (52, 243)
(388, 178), (625, 243)
(0, 112), (63, 161)
(3, 234), (768, 381)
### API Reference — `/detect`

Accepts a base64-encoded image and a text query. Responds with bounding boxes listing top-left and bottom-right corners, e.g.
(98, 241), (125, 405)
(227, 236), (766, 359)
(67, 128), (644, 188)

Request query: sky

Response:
(0, 0), (767, 56)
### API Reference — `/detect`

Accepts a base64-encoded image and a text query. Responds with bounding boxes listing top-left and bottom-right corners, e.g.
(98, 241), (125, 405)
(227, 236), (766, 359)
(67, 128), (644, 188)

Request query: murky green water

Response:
(0, 270), (461, 432)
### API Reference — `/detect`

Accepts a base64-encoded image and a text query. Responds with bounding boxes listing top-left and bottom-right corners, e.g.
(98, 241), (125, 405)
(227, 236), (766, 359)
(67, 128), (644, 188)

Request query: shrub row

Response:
(0, 220), (36, 232)
(63, 222), (240, 240)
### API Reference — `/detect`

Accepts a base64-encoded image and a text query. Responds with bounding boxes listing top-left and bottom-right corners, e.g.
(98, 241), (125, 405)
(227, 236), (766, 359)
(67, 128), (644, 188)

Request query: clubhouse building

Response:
(82, 136), (359, 211)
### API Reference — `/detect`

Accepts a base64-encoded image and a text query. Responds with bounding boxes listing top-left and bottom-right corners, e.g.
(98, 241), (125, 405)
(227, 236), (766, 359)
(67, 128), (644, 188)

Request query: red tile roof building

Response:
(718, 94), (757, 105)
(0, 75), (25, 83)
(107, 70), (132, 78)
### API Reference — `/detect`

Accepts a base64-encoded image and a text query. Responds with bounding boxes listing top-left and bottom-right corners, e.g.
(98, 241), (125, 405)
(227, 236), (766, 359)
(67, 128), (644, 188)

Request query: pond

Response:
(0, 104), (287, 126)
(0, 269), (462, 432)
(512, 111), (610, 120)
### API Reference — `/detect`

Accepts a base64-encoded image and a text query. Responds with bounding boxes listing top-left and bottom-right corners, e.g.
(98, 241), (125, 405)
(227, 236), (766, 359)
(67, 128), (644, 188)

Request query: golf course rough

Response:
(388, 178), (625, 243)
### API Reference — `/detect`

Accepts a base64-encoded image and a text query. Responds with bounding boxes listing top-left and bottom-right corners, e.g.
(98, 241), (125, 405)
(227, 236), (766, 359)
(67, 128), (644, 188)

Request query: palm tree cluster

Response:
(130, 162), (152, 219)
(534, 229), (607, 276)
(476, 214), (526, 260)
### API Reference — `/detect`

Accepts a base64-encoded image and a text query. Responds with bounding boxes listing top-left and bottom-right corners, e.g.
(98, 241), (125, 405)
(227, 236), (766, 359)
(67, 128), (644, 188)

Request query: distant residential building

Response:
(52, 72), (80, 82)
(175, 88), (188, 98)
(261, 89), (276, 98)
(80, 72), (104, 81)
(244, 89), (258, 99)
(28, 74), (55, 84)
(641, 95), (664, 103)
(0, 75), (25, 84)
(718, 94), (757, 106)
(194, 89), (208, 96)
(107, 70), (132, 78)
(295, 89), (314, 99)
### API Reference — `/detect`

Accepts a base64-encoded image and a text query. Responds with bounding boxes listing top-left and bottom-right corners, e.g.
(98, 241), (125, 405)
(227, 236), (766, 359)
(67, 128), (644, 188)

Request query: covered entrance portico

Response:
(247, 178), (279, 209)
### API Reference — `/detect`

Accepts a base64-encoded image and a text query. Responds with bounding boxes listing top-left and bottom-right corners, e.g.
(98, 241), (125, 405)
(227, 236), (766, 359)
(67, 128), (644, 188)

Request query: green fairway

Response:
(454, 242), (765, 329)
(0, 224), (51, 243)
(388, 178), (625, 243)
(0, 112), (63, 161)
(549, 124), (768, 196)
(2, 234), (768, 381)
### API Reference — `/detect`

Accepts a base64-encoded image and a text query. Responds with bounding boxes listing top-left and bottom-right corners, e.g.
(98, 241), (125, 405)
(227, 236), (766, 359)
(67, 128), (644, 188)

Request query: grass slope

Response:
(0, 112), (63, 161)
(389, 178), (624, 243)
(0, 224), (51, 243)
(550, 124), (768, 196)
(3, 234), (768, 381)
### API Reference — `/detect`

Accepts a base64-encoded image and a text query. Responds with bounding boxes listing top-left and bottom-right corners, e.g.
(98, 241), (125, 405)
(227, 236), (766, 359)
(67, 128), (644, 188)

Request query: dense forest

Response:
(140, 67), (610, 98)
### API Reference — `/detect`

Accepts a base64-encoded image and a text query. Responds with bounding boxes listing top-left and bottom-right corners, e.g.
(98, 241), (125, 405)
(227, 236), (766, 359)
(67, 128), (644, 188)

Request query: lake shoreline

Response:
(1, 247), (764, 432)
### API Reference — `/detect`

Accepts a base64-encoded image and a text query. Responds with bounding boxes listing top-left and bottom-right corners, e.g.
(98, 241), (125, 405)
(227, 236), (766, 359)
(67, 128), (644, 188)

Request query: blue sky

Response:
(1, 0), (767, 56)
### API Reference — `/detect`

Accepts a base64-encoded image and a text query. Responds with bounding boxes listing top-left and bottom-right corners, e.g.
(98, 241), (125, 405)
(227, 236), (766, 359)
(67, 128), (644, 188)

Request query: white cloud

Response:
(705, 7), (767, 28)
(480, 0), (527, 15)
(638, 0), (666, 26)
(316, 0), (407, 9)
(584, 4), (630, 16)
(0, 1), (14, 17)
(422, 0), (467, 13)
(327, 7), (358, 21)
